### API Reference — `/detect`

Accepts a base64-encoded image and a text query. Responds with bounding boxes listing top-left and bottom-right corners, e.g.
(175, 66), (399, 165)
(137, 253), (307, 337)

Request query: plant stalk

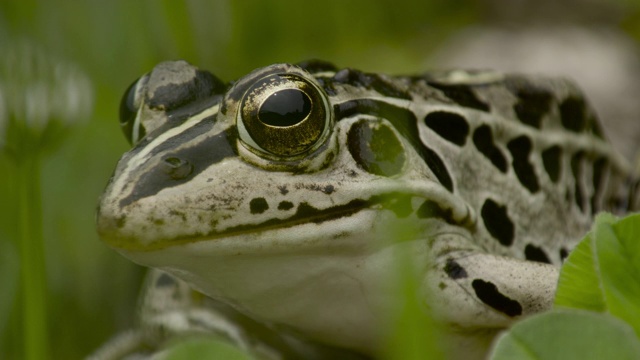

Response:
(17, 150), (49, 360)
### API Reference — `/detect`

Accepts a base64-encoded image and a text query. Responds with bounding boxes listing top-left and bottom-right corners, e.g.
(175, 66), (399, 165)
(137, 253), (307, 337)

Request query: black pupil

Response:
(119, 79), (138, 125)
(119, 78), (140, 144)
(258, 89), (312, 127)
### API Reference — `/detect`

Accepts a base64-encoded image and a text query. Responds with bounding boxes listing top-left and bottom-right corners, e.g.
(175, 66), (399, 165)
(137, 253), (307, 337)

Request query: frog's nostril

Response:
(162, 156), (193, 180)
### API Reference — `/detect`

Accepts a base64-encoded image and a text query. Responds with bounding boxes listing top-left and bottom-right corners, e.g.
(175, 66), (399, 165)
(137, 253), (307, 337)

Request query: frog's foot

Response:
(421, 241), (558, 359)
(427, 249), (558, 328)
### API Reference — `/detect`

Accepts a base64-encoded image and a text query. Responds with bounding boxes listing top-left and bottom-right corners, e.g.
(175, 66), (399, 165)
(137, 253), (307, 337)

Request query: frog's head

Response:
(97, 60), (470, 351)
(98, 60), (468, 252)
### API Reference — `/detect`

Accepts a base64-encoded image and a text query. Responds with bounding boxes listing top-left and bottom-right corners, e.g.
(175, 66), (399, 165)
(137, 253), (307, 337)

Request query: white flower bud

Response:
(0, 39), (93, 149)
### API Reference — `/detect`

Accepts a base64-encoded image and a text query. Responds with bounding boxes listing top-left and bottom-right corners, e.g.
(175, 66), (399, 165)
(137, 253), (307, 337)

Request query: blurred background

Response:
(1, 0), (639, 358)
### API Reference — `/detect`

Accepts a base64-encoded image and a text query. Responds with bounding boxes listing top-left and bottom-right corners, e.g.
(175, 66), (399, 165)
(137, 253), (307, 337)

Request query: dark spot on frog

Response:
(323, 185), (335, 194)
(506, 79), (553, 129)
(444, 258), (467, 279)
(152, 218), (165, 226)
(423, 111), (470, 146)
(481, 199), (514, 247)
(278, 201), (294, 211)
(472, 125), (507, 173)
(347, 120), (406, 177)
(278, 185), (289, 195)
(570, 151), (585, 212)
(524, 244), (551, 264)
(330, 68), (411, 100)
(156, 273), (177, 287)
(250, 198), (269, 214)
(425, 81), (490, 112)
(472, 279), (522, 317)
(507, 135), (540, 193)
(439, 282), (447, 290)
(559, 96), (588, 132)
(541, 145), (562, 183)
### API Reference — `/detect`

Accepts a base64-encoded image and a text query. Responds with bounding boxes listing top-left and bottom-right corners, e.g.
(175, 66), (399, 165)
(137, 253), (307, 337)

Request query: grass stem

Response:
(17, 151), (49, 360)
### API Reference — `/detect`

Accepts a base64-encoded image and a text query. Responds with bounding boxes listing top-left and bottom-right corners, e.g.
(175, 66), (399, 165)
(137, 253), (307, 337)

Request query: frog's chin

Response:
(117, 208), (434, 354)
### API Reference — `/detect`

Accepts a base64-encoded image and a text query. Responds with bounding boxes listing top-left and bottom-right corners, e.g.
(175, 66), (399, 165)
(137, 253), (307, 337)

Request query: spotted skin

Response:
(481, 199), (515, 247)
(541, 146), (562, 183)
(473, 125), (508, 173)
(423, 111), (470, 146)
(471, 279), (523, 317)
(507, 135), (540, 193)
(98, 60), (635, 359)
(505, 77), (553, 129)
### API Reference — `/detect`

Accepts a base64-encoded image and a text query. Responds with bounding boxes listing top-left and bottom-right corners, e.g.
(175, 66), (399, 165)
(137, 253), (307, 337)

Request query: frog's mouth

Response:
(187, 190), (468, 251)
(216, 198), (374, 238)
(161, 195), (395, 252)
(101, 181), (471, 253)
(207, 193), (459, 246)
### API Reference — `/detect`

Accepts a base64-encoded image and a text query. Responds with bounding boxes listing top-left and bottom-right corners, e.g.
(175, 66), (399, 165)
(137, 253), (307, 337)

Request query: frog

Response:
(96, 60), (635, 359)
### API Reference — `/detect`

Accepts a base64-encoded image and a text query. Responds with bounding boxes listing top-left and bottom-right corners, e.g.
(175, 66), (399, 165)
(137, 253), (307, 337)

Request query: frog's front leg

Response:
(417, 233), (559, 358)
(424, 233), (559, 329)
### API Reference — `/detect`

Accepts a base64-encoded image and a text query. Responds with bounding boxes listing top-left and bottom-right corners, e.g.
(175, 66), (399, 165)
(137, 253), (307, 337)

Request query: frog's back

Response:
(304, 61), (633, 265)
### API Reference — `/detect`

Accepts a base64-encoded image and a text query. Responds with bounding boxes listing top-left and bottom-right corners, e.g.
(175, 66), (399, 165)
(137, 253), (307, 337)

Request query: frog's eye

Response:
(119, 75), (148, 145)
(237, 73), (331, 158)
(259, 89), (311, 127)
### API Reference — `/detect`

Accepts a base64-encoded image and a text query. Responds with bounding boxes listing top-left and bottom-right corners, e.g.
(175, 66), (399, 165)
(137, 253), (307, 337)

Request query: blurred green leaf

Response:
(553, 216), (611, 312)
(490, 309), (640, 360)
(555, 213), (640, 336)
(161, 337), (253, 360)
(380, 220), (445, 360)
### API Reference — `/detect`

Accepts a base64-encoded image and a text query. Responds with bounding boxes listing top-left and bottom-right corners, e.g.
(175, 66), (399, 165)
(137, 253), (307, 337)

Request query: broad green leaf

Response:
(605, 213), (640, 334)
(490, 309), (640, 360)
(161, 337), (253, 360)
(555, 213), (640, 336)
(554, 228), (605, 312)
